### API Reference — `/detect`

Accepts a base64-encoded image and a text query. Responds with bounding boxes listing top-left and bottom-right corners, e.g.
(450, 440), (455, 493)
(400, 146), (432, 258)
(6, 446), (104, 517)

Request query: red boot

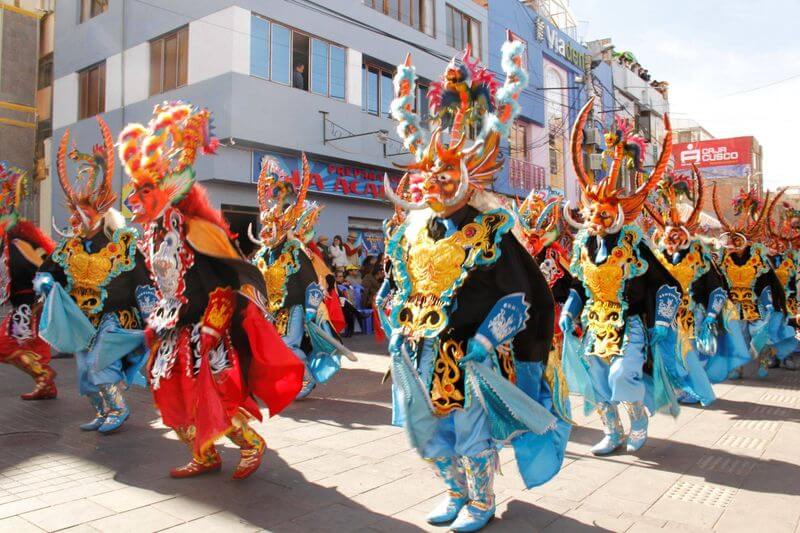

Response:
(10, 351), (57, 400)
(228, 421), (266, 480)
(20, 380), (57, 400)
(170, 447), (222, 479)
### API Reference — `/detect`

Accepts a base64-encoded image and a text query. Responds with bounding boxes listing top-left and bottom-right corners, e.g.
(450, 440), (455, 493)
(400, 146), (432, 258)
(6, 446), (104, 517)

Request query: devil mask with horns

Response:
(385, 40), (527, 214)
(644, 165), (705, 256)
(54, 116), (117, 237)
(248, 154), (314, 250)
(563, 98), (672, 237)
(118, 103), (219, 225)
(764, 201), (800, 255)
(712, 184), (777, 254)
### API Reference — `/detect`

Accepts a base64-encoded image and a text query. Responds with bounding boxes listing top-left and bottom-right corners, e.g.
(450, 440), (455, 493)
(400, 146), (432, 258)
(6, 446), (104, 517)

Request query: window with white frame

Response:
(250, 14), (346, 101)
(364, 0), (435, 36)
(445, 5), (481, 57)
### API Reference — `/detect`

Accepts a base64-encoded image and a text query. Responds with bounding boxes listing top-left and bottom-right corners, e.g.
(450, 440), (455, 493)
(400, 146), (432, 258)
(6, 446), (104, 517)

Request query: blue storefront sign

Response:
(251, 150), (400, 202)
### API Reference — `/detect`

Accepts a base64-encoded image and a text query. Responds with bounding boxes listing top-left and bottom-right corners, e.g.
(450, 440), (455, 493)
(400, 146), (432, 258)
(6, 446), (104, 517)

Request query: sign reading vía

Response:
(251, 150), (400, 201)
(672, 137), (753, 169)
(535, 16), (589, 69)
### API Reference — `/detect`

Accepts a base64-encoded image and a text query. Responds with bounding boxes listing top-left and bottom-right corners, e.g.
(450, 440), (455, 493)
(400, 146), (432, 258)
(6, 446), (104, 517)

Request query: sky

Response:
(569, 0), (800, 189)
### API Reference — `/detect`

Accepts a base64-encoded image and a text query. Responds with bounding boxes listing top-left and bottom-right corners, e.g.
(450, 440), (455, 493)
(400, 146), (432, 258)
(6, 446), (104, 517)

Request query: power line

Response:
(724, 72), (800, 97)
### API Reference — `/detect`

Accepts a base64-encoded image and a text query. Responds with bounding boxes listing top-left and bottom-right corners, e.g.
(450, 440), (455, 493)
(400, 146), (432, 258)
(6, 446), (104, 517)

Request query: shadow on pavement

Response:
(567, 424), (800, 498)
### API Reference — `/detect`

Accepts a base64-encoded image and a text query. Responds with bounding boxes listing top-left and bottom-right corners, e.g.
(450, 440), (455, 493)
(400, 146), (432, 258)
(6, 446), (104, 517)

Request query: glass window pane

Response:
(446, 7), (453, 47)
(271, 23), (291, 84)
(380, 71), (393, 118)
(422, 0), (434, 36)
(469, 20), (481, 57)
(150, 38), (163, 95)
(78, 70), (88, 118)
(87, 66), (99, 117)
(417, 85), (429, 120)
(411, 0), (420, 30)
(311, 39), (328, 95)
(330, 45), (346, 100)
(163, 34), (178, 91)
(97, 62), (105, 114)
(367, 68), (378, 115)
(388, 0), (399, 19)
(362, 65), (367, 112)
(250, 15), (270, 78)
(177, 28), (189, 87)
(401, 0), (411, 25)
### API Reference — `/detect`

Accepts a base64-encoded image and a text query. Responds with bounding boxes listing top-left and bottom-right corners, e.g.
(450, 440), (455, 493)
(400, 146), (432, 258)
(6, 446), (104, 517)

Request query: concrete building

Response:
(0, 0), (54, 224)
(50, 0), (488, 255)
(488, 0), (614, 203)
(668, 117), (765, 225)
(587, 38), (670, 193)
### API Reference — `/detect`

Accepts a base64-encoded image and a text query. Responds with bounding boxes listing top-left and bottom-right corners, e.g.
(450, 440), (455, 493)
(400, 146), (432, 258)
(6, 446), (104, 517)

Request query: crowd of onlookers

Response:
(310, 232), (385, 337)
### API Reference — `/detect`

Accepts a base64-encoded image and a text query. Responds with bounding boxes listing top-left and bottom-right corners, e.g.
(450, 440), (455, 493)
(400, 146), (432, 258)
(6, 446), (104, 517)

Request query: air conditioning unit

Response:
(584, 127), (602, 146)
(588, 154), (603, 171)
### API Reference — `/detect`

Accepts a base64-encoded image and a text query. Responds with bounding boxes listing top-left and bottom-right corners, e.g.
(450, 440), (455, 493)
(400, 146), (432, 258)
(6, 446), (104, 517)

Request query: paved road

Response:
(1, 336), (799, 532)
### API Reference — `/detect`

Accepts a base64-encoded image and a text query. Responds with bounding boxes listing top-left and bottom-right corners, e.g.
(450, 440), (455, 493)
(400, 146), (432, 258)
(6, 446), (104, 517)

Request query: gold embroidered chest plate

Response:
(393, 211), (509, 340)
(255, 243), (301, 314)
(655, 244), (706, 336)
(57, 231), (137, 317)
(579, 230), (646, 360)
(722, 251), (766, 321)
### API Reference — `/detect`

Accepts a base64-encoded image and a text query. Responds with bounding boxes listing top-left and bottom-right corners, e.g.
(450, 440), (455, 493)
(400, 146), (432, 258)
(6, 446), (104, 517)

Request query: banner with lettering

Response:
(251, 150), (401, 201)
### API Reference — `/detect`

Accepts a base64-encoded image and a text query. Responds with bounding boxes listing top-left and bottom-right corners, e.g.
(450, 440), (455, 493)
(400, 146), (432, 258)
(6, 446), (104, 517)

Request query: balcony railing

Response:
(509, 158), (546, 191)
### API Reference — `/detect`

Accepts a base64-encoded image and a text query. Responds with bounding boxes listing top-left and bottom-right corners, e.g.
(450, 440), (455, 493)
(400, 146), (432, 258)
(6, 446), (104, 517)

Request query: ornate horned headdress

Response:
(248, 153), (315, 249)
(764, 193), (797, 253)
(711, 183), (777, 250)
(517, 189), (563, 256)
(563, 97), (672, 236)
(0, 161), (28, 232)
(119, 102), (219, 224)
(384, 38), (528, 213)
(644, 164), (705, 252)
(55, 116), (116, 236)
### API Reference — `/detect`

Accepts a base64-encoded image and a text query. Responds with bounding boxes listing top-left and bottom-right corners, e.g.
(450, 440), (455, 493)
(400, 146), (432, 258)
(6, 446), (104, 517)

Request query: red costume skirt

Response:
(0, 307), (52, 364)
(149, 303), (303, 452)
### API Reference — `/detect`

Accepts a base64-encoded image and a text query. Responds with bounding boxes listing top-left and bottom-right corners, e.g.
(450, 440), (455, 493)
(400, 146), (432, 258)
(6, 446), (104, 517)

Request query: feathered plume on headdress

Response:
(118, 102), (219, 203)
(384, 38), (528, 210)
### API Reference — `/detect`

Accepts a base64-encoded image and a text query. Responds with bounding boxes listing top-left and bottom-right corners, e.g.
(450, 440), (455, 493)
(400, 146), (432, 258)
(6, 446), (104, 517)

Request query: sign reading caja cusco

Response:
(672, 137), (753, 169)
(251, 150), (401, 201)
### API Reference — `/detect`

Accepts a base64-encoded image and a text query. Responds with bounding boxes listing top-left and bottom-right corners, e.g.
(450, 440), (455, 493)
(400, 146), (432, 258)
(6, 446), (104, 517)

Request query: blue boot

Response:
(79, 392), (106, 431)
(624, 401), (648, 452)
(296, 368), (317, 400)
(425, 456), (467, 525)
(591, 402), (625, 456)
(98, 384), (129, 434)
(450, 449), (496, 532)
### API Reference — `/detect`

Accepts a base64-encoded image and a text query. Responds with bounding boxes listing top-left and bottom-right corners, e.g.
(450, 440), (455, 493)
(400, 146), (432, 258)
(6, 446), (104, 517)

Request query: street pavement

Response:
(1, 336), (800, 532)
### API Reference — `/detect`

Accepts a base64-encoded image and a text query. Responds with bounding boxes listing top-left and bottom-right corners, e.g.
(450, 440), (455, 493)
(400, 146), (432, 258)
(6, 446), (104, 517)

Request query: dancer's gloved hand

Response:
(558, 311), (574, 336)
(32, 272), (54, 296)
(459, 337), (490, 366)
(389, 331), (405, 354)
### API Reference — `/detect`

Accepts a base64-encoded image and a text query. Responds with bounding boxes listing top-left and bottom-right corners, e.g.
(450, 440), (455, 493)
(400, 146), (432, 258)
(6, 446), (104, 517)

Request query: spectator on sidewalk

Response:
(329, 235), (348, 269)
